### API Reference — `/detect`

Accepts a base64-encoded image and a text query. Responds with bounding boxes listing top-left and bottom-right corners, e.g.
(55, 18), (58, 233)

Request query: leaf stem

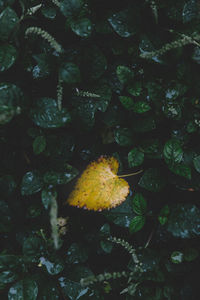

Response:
(118, 170), (143, 178)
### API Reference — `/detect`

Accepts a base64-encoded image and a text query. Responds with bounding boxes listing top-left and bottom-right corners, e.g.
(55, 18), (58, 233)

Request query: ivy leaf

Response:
(119, 96), (134, 110)
(8, 279), (38, 300)
(128, 148), (144, 167)
(170, 251), (184, 264)
(0, 7), (19, 41)
(139, 168), (166, 192)
(132, 193), (147, 215)
(31, 98), (71, 128)
(0, 44), (17, 72)
(21, 171), (43, 196)
(43, 166), (79, 186)
(129, 215), (145, 233)
(67, 156), (129, 211)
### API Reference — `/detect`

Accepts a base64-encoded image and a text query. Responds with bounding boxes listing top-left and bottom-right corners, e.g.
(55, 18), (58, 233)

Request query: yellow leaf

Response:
(66, 156), (129, 211)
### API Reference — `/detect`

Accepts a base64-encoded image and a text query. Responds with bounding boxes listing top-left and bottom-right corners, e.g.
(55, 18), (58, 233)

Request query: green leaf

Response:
(0, 82), (23, 125)
(132, 101), (151, 113)
(31, 98), (71, 128)
(183, 248), (199, 262)
(41, 189), (57, 210)
(119, 96), (134, 110)
(170, 251), (183, 264)
(71, 18), (93, 37)
(129, 215), (145, 233)
(23, 236), (46, 260)
(132, 193), (147, 215)
(39, 256), (64, 275)
(127, 82), (142, 96)
(167, 204), (200, 238)
(41, 7), (57, 19)
(66, 243), (89, 264)
(158, 205), (170, 225)
(114, 127), (133, 146)
(43, 165), (78, 186)
(0, 7), (19, 41)
(0, 255), (21, 284)
(128, 148), (144, 167)
(139, 168), (166, 192)
(60, 0), (83, 17)
(104, 195), (135, 228)
(8, 279), (38, 300)
(193, 155), (200, 173)
(0, 44), (17, 72)
(0, 175), (16, 198)
(116, 65), (134, 85)
(168, 163), (191, 179)
(59, 62), (81, 83)
(33, 136), (46, 155)
(21, 171), (43, 196)
(163, 139), (183, 164)
(108, 9), (137, 37)
(140, 139), (163, 159)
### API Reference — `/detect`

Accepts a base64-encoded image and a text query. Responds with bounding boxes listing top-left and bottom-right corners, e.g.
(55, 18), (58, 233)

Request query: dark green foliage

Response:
(1, 0), (200, 299)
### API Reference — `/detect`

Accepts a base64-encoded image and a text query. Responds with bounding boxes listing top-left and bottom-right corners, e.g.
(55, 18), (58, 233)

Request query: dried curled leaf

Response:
(66, 156), (129, 211)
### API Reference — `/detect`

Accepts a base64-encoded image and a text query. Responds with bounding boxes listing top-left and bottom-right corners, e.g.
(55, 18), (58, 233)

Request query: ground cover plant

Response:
(1, 0), (200, 299)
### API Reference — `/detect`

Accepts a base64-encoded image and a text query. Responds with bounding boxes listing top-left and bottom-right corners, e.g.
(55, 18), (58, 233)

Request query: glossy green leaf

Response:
(66, 243), (89, 264)
(167, 204), (200, 238)
(71, 18), (93, 37)
(8, 279), (38, 300)
(132, 101), (151, 113)
(0, 44), (17, 72)
(129, 215), (145, 233)
(128, 148), (144, 167)
(59, 62), (81, 83)
(43, 165), (78, 185)
(158, 205), (170, 225)
(0, 255), (21, 284)
(183, 248), (199, 262)
(132, 193), (147, 215)
(23, 236), (46, 259)
(0, 175), (16, 198)
(119, 96), (134, 110)
(31, 98), (71, 128)
(127, 82), (142, 96)
(114, 127), (133, 146)
(108, 9), (137, 37)
(168, 163), (191, 179)
(116, 65), (134, 85)
(33, 136), (46, 155)
(163, 139), (183, 164)
(0, 7), (19, 41)
(193, 155), (200, 173)
(170, 251), (184, 264)
(60, 0), (83, 17)
(21, 171), (43, 196)
(139, 168), (166, 192)
(39, 256), (64, 275)
(0, 82), (23, 124)
(41, 7), (57, 19)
